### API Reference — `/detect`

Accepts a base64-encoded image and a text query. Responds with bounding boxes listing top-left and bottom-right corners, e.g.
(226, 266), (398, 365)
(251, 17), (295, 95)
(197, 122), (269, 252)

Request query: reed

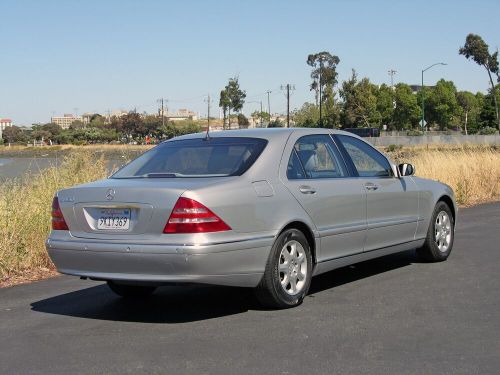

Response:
(0, 152), (108, 284)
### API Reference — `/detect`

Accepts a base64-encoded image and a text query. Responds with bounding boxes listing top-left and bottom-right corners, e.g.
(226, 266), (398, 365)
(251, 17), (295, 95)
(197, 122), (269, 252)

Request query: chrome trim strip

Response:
(367, 216), (418, 229)
(47, 234), (275, 248)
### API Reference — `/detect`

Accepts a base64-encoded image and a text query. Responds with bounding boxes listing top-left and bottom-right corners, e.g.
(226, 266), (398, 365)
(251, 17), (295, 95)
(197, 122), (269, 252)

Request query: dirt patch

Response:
(0, 268), (60, 288)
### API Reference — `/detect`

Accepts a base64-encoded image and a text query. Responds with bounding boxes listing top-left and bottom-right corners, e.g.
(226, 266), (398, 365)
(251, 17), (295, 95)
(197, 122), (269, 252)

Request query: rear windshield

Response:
(111, 137), (268, 178)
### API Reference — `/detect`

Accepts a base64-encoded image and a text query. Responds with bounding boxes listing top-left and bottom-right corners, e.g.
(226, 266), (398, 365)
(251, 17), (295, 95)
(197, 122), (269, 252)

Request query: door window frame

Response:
(286, 134), (352, 180)
(331, 134), (395, 179)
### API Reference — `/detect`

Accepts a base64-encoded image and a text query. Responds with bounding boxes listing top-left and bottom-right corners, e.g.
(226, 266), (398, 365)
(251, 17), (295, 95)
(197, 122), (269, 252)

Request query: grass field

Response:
(0, 144), (499, 286)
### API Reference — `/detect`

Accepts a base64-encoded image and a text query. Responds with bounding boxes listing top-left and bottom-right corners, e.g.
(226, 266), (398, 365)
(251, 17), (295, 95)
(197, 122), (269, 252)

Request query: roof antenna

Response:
(204, 94), (211, 140)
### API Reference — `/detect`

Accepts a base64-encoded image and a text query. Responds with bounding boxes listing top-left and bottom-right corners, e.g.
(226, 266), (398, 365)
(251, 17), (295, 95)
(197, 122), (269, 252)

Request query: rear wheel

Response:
(255, 228), (313, 309)
(417, 201), (455, 262)
(107, 281), (157, 298)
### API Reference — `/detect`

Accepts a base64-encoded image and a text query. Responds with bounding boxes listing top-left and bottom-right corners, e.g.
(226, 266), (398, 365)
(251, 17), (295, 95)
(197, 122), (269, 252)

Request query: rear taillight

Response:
(163, 197), (231, 233)
(51, 197), (69, 230)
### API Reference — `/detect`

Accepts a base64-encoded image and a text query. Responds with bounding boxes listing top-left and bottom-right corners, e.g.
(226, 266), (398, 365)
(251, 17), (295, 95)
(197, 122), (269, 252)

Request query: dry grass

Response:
(0, 144), (499, 286)
(0, 152), (108, 285)
(387, 145), (500, 206)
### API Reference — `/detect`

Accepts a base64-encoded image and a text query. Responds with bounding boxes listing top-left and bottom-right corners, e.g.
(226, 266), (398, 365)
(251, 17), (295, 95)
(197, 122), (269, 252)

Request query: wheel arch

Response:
(279, 221), (318, 265)
(437, 194), (456, 222)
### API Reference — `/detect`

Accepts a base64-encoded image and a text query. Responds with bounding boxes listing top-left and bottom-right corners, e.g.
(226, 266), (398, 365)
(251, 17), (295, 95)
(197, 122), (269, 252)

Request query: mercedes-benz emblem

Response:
(105, 189), (116, 201)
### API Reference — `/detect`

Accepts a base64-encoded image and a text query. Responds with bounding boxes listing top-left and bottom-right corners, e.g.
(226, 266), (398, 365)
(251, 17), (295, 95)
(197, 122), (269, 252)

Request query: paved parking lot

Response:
(1, 202), (499, 374)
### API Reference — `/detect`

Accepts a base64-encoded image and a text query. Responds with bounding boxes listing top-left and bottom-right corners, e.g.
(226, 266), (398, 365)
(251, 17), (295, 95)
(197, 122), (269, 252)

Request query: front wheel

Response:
(107, 281), (157, 298)
(255, 228), (313, 309)
(417, 201), (455, 262)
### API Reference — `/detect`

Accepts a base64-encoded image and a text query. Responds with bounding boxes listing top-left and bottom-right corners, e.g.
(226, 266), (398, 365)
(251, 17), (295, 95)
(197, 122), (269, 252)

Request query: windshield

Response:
(111, 137), (268, 179)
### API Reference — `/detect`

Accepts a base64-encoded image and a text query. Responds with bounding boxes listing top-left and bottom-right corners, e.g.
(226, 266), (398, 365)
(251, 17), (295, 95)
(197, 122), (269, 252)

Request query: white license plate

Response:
(97, 208), (131, 230)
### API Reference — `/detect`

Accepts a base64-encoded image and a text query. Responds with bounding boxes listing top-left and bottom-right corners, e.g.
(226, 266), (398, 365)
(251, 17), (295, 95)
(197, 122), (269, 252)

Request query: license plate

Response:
(97, 208), (131, 230)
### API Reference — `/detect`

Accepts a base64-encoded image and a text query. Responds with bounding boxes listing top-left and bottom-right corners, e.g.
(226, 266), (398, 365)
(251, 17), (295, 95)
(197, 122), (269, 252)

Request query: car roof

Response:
(169, 127), (362, 142)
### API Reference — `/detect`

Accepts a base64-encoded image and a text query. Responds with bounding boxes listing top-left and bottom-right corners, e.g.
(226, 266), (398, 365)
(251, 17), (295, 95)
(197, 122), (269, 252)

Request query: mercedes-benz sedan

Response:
(47, 128), (456, 308)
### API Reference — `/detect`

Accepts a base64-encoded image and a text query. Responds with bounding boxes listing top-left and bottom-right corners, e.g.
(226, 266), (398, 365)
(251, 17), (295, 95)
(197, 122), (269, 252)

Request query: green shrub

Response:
(386, 144), (403, 152)
(478, 127), (498, 135)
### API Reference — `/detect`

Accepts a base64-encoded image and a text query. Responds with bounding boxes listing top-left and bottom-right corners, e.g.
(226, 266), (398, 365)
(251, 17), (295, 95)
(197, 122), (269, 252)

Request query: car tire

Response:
(107, 281), (157, 298)
(255, 228), (313, 309)
(417, 201), (455, 262)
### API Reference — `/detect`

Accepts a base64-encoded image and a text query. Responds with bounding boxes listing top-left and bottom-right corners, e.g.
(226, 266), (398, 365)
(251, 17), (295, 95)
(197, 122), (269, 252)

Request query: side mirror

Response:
(398, 163), (415, 176)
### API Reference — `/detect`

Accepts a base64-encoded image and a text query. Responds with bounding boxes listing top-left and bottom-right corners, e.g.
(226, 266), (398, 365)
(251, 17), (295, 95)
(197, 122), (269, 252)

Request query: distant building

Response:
(0, 118), (13, 131)
(166, 109), (198, 121)
(0, 118), (13, 139)
(51, 114), (83, 129)
(81, 113), (94, 125)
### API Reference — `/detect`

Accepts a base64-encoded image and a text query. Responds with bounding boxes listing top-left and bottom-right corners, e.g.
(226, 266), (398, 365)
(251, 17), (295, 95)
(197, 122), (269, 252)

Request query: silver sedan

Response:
(47, 128), (456, 308)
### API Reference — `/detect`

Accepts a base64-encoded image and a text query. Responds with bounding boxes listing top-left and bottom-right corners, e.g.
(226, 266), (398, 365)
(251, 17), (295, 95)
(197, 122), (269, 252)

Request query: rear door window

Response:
(287, 135), (347, 179)
(112, 137), (267, 178)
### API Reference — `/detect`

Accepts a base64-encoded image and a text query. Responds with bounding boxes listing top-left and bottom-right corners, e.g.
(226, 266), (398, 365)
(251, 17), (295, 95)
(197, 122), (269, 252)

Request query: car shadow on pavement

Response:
(31, 249), (421, 323)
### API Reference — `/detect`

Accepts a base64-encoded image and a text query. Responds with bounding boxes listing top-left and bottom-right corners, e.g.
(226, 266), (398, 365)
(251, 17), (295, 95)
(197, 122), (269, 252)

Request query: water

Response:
(0, 157), (125, 183)
(0, 158), (62, 182)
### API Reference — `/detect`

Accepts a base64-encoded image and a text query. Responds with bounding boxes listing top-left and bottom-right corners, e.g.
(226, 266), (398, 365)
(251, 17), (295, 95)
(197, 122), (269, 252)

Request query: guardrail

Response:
(369, 135), (500, 146)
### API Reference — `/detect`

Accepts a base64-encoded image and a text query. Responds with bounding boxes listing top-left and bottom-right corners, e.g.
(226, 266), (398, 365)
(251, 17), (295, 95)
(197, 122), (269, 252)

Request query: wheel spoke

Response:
(289, 277), (297, 293)
(280, 273), (289, 287)
(282, 249), (291, 262)
(290, 242), (297, 259)
(297, 270), (305, 281)
(297, 253), (305, 265)
(279, 262), (289, 272)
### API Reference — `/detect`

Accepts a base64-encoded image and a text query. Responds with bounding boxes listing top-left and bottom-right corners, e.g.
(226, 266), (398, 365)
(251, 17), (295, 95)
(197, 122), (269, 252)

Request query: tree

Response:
(456, 91), (480, 135)
(219, 90), (230, 130)
(121, 112), (146, 138)
(307, 51), (340, 126)
(223, 77), (246, 128)
(339, 71), (381, 128)
(69, 120), (85, 130)
(237, 113), (249, 127)
(479, 87), (500, 130)
(393, 83), (420, 130)
(422, 79), (460, 130)
(293, 103), (320, 127)
(376, 84), (395, 129)
(251, 111), (270, 126)
(88, 114), (106, 128)
(41, 123), (62, 136)
(459, 34), (500, 130)
(2, 125), (26, 144)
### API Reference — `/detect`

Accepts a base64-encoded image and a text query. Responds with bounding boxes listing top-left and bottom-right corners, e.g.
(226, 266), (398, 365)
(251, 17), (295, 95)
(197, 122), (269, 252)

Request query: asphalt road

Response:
(1, 202), (499, 375)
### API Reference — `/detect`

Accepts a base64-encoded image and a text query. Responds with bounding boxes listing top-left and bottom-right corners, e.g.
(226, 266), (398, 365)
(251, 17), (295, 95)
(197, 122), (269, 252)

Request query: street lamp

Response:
(421, 62), (447, 131)
(248, 101), (263, 127)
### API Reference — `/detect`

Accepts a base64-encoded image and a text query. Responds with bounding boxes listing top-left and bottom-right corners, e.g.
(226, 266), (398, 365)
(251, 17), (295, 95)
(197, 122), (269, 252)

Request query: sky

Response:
(1, 0), (499, 125)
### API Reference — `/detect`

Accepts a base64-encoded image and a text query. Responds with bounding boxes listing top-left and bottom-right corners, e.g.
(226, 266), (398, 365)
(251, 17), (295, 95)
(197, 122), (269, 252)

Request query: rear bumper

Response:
(46, 235), (274, 288)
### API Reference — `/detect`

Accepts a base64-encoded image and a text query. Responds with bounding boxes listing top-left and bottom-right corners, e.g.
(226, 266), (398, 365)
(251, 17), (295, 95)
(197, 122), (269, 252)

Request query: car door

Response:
(282, 133), (366, 262)
(335, 134), (419, 252)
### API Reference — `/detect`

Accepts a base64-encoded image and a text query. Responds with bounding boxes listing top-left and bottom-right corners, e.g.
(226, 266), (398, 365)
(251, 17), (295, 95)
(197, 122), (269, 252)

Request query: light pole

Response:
(421, 62), (447, 131)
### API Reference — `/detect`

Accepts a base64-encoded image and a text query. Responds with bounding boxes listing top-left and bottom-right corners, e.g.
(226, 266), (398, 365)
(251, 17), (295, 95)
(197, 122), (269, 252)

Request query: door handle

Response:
(299, 185), (316, 194)
(364, 182), (379, 191)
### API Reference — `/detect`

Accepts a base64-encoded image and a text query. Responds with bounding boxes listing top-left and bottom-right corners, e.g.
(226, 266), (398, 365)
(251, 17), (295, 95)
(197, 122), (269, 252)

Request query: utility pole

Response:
(388, 69), (397, 90)
(157, 98), (165, 127)
(204, 94), (211, 129)
(319, 58), (324, 127)
(259, 101), (263, 127)
(281, 84), (295, 128)
(266, 90), (272, 125)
